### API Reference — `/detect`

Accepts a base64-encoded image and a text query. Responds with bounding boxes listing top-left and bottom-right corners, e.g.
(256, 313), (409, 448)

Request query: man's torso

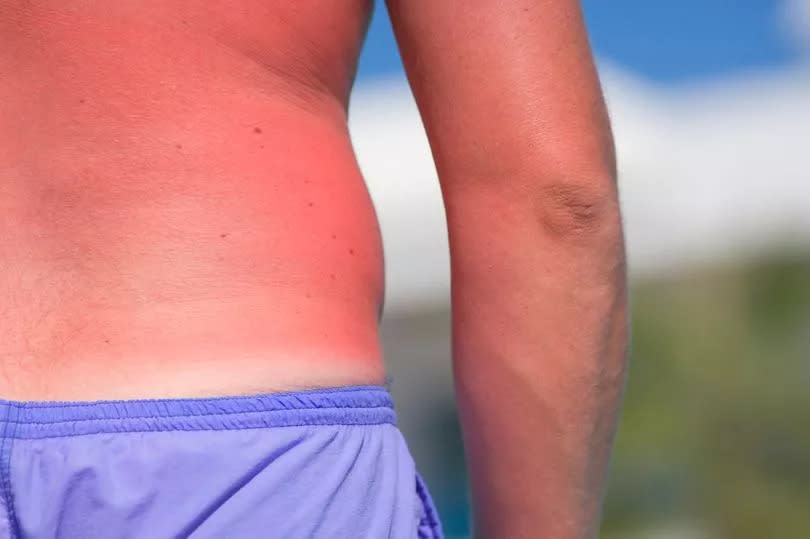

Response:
(0, 1), (385, 399)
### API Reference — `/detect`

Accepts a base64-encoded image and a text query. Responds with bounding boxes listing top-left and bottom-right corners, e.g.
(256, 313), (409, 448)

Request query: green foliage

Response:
(601, 253), (810, 539)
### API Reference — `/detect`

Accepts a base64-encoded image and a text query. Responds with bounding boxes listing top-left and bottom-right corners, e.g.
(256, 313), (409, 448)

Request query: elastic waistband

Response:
(0, 386), (395, 440)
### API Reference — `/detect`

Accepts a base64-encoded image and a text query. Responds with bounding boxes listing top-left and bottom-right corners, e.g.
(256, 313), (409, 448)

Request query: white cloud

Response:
(782, 0), (810, 55)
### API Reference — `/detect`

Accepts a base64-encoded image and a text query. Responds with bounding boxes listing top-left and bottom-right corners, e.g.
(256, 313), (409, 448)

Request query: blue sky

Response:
(357, 0), (800, 85)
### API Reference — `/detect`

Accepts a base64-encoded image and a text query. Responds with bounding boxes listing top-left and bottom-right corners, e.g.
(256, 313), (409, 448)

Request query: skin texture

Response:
(0, 1), (384, 398)
(1, 0), (628, 535)
(387, 1), (628, 537)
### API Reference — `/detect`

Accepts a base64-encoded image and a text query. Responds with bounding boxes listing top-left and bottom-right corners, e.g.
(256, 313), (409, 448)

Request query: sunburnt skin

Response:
(0, 1), (385, 399)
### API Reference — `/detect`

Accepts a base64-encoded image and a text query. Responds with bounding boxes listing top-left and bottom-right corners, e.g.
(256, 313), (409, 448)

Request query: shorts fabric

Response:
(0, 385), (443, 538)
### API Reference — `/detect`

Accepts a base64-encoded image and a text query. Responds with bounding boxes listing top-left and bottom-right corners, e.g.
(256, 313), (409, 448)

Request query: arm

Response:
(386, 1), (628, 537)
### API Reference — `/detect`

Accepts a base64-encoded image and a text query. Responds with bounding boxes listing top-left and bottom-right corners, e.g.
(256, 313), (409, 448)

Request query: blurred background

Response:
(349, 1), (810, 537)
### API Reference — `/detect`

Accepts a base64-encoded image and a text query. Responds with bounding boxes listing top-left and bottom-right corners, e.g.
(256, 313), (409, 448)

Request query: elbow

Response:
(528, 121), (621, 240)
(532, 170), (628, 297)
(533, 171), (622, 242)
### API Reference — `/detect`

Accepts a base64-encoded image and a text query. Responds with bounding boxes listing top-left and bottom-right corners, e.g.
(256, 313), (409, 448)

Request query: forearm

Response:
(385, 0), (626, 533)
(448, 179), (628, 539)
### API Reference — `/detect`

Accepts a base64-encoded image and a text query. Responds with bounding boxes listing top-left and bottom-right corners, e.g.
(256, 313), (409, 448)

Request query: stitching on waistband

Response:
(11, 420), (397, 441)
(2, 404), (392, 426)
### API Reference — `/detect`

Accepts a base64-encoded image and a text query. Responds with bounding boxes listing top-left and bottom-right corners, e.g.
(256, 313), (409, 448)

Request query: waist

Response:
(0, 295), (386, 401)
(0, 385), (397, 438)
(0, 138), (385, 401)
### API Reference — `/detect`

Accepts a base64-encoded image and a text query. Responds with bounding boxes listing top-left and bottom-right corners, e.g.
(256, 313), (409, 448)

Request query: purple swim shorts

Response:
(0, 385), (443, 538)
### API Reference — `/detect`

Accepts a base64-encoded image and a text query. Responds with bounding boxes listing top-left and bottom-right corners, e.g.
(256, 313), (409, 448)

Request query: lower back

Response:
(0, 3), (385, 400)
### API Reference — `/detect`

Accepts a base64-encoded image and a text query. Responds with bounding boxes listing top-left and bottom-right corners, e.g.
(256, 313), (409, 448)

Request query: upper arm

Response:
(385, 0), (615, 195)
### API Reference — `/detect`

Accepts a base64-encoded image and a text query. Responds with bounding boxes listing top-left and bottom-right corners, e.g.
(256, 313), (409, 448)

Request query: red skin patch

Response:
(0, 2), (384, 399)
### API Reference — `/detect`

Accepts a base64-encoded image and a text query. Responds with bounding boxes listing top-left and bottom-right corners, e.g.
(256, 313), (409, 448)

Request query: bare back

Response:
(0, 1), (385, 399)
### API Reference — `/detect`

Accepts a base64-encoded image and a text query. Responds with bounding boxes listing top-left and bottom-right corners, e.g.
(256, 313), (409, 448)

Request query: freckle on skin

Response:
(330, 273), (335, 280)
(349, 249), (354, 255)
(308, 202), (314, 207)
(220, 233), (228, 238)
(176, 144), (182, 149)
(104, 339), (109, 344)
(254, 127), (262, 134)
(79, 99), (86, 104)
(331, 234), (336, 239)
